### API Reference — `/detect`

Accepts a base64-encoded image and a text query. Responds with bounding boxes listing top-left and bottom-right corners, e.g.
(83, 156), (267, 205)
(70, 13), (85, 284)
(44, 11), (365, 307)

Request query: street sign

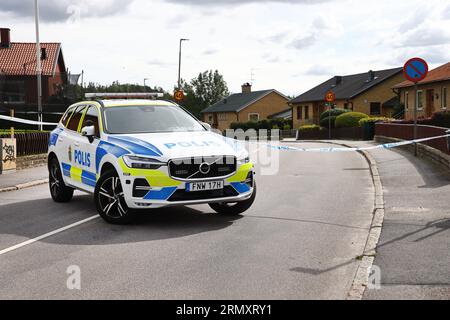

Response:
(174, 90), (185, 102)
(403, 58), (428, 83)
(325, 91), (335, 103)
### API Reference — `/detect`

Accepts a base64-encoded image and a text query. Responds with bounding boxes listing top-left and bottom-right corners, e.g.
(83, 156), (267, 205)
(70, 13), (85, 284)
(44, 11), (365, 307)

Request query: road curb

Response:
(0, 179), (48, 193)
(303, 140), (385, 300)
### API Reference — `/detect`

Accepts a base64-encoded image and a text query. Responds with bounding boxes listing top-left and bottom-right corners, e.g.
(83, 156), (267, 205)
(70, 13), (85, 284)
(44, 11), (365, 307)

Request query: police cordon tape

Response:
(0, 115), (59, 126)
(1, 115), (449, 153)
(265, 134), (450, 153)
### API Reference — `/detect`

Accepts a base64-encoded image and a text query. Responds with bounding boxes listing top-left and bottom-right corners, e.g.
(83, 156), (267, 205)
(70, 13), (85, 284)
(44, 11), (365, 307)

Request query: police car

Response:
(48, 93), (256, 224)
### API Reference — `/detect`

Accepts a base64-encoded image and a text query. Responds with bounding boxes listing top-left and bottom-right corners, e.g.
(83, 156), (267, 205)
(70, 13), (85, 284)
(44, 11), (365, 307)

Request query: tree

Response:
(181, 70), (229, 118)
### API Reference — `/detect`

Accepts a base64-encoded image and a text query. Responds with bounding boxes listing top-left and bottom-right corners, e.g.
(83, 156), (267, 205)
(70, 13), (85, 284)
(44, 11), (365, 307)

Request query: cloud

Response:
(305, 64), (333, 76)
(289, 33), (317, 49)
(0, 0), (131, 22)
(202, 49), (218, 55)
(147, 59), (174, 68)
(288, 15), (342, 50)
(164, 0), (333, 5)
(396, 24), (450, 47)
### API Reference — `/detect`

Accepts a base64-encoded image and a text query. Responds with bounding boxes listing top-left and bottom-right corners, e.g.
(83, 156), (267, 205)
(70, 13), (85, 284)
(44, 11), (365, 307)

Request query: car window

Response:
(80, 106), (100, 138)
(66, 105), (86, 132)
(60, 107), (75, 127)
(104, 105), (205, 134)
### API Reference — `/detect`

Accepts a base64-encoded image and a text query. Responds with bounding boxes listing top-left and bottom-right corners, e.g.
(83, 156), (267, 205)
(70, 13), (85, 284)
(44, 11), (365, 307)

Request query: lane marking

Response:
(0, 215), (99, 256)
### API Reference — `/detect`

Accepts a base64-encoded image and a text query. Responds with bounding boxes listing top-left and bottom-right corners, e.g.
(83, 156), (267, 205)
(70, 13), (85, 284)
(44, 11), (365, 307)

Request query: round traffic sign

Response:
(174, 90), (185, 102)
(325, 91), (335, 103)
(403, 58), (428, 83)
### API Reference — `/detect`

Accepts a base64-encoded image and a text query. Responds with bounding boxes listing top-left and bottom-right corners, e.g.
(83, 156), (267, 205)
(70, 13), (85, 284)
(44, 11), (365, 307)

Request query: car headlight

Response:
(123, 155), (166, 169)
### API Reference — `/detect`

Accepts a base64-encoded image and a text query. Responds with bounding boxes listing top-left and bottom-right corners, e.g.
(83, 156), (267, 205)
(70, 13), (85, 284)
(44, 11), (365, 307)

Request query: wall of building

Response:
(292, 100), (348, 128)
(352, 73), (404, 117)
(203, 112), (238, 132)
(238, 92), (289, 124)
(203, 91), (289, 131)
(399, 80), (449, 120)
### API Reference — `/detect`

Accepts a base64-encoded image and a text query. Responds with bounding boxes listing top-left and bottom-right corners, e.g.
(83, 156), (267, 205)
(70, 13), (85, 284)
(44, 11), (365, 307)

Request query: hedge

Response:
(230, 118), (291, 131)
(319, 108), (350, 122)
(320, 116), (337, 129)
(358, 117), (393, 126)
(335, 112), (369, 128)
(393, 111), (450, 129)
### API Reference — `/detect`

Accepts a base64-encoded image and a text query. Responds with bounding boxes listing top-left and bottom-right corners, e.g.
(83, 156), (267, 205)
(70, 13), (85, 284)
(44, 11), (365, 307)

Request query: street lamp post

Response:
(178, 38), (189, 90)
(34, 0), (43, 131)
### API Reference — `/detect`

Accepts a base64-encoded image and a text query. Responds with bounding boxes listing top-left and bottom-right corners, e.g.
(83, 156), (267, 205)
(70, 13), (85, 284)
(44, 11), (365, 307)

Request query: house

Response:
(201, 83), (290, 131)
(290, 67), (404, 128)
(0, 28), (68, 107)
(393, 62), (449, 120)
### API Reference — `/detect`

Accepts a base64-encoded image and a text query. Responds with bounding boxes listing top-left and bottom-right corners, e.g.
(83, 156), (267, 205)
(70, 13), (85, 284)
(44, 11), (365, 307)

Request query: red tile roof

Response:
(394, 62), (450, 88)
(0, 42), (62, 76)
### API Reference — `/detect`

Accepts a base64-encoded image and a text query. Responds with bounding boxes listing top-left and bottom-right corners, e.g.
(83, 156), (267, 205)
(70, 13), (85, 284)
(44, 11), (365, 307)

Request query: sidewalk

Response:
(0, 165), (48, 191)
(344, 141), (450, 299)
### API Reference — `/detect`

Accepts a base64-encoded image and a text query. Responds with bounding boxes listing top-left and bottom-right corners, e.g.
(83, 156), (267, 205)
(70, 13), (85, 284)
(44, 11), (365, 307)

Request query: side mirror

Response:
(81, 125), (96, 143)
(201, 122), (212, 131)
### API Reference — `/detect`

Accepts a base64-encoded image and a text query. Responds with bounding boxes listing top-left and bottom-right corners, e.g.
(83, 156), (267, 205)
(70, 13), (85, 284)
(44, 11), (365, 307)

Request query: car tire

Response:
(95, 169), (135, 224)
(49, 157), (74, 203)
(209, 183), (256, 216)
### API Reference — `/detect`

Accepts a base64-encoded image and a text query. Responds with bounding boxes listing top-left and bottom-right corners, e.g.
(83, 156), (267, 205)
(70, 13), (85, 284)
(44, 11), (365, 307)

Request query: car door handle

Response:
(58, 137), (63, 142)
(74, 142), (80, 147)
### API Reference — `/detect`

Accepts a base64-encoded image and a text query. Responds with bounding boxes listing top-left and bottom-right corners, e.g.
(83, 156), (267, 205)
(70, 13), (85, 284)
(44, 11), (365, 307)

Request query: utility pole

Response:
(178, 38), (189, 90)
(34, 0), (43, 131)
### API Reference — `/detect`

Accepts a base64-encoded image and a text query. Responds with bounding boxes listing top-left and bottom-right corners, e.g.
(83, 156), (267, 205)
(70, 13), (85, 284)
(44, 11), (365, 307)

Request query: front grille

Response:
(168, 186), (239, 202)
(169, 156), (236, 180)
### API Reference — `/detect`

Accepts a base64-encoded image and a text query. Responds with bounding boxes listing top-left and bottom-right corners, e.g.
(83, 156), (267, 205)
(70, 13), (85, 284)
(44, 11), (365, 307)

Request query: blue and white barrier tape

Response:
(267, 134), (450, 153)
(0, 115), (58, 126)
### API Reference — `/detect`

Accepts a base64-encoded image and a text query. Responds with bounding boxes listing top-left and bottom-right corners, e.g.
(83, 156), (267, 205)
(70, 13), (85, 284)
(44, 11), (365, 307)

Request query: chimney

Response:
(0, 28), (11, 48)
(241, 83), (252, 93)
(334, 76), (342, 86)
(368, 70), (375, 82)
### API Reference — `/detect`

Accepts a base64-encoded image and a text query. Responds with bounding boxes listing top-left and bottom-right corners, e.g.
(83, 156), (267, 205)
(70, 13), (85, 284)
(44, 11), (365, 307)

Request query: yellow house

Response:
(393, 62), (449, 120)
(201, 83), (290, 131)
(290, 68), (404, 128)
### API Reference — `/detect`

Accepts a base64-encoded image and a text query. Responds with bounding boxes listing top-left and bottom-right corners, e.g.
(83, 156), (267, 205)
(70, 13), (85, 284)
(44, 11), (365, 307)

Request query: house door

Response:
(426, 89), (434, 117)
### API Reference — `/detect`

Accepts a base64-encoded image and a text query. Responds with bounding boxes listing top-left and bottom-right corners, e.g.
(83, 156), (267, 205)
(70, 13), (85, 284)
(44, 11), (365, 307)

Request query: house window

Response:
(370, 102), (381, 115)
(304, 106), (309, 120)
(218, 113), (227, 121)
(208, 115), (213, 122)
(248, 113), (260, 122)
(404, 92), (409, 110)
(417, 90), (424, 110)
(297, 106), (302, 120)
(442, 87), (448, 109)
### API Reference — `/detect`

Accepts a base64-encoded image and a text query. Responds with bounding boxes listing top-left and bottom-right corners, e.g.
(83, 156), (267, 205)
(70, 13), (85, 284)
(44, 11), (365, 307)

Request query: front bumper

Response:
(118, 159), (255, 209)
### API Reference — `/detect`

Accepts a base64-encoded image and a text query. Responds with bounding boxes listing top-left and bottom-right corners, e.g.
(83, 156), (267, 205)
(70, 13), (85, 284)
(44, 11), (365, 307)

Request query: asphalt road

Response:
(0, 143), (374, 299)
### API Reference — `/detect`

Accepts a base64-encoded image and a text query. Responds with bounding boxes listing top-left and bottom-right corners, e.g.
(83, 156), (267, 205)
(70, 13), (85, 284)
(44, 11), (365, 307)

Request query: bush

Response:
(430, 110), (450, 128)
(230, 119), (291, 131)
(320, 116), (337, 129)
(335, 112), (369, 128)
(358, 117), (393, 126)
(299, 124), (322, 131)
(283, 124), (291, 130)
(319, 108), (350, 122)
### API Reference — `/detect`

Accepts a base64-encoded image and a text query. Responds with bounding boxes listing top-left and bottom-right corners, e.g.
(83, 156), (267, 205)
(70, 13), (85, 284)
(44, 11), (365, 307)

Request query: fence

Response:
(0, 131), (49, 156)
(375, 123), (450, 155)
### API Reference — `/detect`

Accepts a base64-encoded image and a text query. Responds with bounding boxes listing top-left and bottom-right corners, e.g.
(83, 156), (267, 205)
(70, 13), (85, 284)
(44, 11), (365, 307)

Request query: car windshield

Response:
(103, 105), (206, 134)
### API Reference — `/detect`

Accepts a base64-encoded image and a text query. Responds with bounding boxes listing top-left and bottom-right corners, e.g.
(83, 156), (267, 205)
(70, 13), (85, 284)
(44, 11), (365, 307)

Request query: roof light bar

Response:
(85, 92), (164, 99)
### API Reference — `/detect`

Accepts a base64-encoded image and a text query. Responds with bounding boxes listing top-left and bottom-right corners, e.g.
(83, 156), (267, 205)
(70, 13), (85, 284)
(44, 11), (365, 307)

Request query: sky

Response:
(0, 0), (449, 96)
